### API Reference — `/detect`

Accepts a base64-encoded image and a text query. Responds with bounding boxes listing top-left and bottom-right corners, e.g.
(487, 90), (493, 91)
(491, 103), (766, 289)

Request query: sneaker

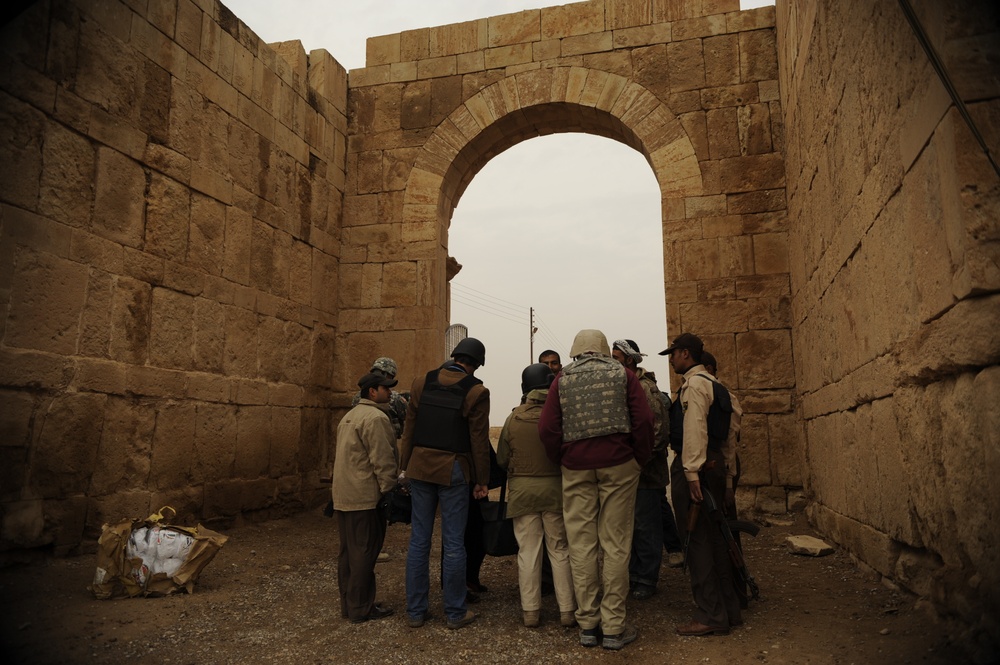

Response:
(407, 611), (432, 628)
(560, 611), (577, 628)
(602, 626), (638, 650)
(522, 610), (540, 628)
(579, 626), (602, 647)
(666, 551), (684, 568)
(447, 610), (477, 630)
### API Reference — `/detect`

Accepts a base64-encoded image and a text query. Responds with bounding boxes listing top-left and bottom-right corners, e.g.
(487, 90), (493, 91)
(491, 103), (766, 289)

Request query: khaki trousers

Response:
(561, 458), (641, 634)
(513, 511), (576, 613)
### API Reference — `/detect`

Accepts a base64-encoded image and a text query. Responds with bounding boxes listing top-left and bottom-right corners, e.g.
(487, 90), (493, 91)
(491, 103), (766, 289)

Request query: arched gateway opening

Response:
(398, 68), (700, 370)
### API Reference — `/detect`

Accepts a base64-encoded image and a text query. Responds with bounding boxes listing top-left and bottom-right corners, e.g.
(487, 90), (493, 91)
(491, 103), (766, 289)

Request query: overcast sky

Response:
(224, 0), (774, 423)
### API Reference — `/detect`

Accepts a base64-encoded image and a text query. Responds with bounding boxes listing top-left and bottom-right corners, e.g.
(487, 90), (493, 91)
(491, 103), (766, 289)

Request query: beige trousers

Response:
(512, 511), (576, 613)
(561, 458), (641, 634)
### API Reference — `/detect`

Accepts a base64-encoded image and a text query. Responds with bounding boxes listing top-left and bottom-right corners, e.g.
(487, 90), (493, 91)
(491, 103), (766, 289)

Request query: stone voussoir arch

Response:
(401, 65), (704, 241)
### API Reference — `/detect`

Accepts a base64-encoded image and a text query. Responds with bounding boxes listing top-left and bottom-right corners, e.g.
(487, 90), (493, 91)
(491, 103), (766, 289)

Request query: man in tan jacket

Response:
(333, 372), (400, 623)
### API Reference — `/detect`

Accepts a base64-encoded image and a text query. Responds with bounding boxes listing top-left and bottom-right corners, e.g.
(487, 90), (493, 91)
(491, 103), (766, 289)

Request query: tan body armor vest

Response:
(558, 355), (631, 442)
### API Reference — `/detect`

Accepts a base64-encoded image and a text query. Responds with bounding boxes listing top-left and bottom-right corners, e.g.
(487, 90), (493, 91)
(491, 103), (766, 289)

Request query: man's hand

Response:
(688, 478), (703, 503)
(472, 484), (488, 500)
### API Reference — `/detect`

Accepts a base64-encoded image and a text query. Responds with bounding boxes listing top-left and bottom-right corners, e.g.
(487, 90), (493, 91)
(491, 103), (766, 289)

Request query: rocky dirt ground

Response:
(0, 505), (962, 665)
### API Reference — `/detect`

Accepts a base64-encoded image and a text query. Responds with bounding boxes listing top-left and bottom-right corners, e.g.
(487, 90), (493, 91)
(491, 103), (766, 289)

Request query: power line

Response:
(452, 282), (529, 312)
(450, 285), (526, 317)
(451, 294), (525, 326)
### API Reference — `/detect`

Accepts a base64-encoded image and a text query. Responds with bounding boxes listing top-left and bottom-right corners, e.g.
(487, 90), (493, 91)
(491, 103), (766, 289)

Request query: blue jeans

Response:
(630, 487), (664, 588)
(406, 461), (469, 622)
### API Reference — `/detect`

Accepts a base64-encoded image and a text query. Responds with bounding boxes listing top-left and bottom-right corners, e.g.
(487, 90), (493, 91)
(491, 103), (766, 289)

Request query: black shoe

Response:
(631, 584), (656, 600)
(580, 626), (602, 647)
(467, 581), (489, 593)
(465, 591), (480, 604)
(351, 604), (394, 623)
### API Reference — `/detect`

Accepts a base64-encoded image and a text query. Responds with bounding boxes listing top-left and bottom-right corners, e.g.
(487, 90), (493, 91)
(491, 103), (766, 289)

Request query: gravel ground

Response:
(0, 508), (959, 664)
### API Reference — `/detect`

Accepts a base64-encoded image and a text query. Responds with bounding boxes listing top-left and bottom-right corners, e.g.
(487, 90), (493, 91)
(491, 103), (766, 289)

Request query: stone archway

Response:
(342, 1), (798, 508)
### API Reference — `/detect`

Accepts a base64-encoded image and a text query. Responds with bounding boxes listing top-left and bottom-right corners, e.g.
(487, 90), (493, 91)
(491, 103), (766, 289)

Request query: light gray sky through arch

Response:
(449, 133), (666, 422)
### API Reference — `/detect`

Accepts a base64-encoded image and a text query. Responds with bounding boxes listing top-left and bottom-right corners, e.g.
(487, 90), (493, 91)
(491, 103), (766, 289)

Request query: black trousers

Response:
(671, 450), (741, 628)
(336, 507), (387, 621)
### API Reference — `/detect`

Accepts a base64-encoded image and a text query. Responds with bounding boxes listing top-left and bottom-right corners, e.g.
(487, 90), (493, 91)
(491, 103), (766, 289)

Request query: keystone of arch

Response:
(401, 65), (703, 228)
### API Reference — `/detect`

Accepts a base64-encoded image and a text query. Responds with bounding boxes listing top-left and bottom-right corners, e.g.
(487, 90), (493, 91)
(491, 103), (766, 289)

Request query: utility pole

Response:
(530, 307), (537, 363)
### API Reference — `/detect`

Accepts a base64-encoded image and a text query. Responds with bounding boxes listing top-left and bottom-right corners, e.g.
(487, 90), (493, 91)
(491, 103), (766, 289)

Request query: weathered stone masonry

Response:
(0, 0), (997, 655)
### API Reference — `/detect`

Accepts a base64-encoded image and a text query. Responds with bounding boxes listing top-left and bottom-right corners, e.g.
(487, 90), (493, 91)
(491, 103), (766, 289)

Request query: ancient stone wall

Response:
(0, 0), (348, 552)
(343, 0), (800, 513)
(776, 0), (999, 654)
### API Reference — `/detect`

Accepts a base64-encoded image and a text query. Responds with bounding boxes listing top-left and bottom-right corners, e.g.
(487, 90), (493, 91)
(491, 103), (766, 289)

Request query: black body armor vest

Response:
(412, 369), (482, 454)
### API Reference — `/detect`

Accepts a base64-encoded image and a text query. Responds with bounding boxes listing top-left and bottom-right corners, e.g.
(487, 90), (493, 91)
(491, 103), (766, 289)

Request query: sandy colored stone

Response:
(787, 534), (834, 556)
(6, 247), (88, 355)
(541, 2), (604, 40)
(488, 10), (540, 47)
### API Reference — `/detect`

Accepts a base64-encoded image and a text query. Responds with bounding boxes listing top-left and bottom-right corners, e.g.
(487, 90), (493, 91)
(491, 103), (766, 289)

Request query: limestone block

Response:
(786, 534), (834, 556)
(145, 173), (191, 262)
(0, 389), (34, 452)
(719, 235), (754, 277)
(707, 107), (739, 159)
(29, 393), (106, 498)
(739, 390), (792, 414)
(811, 504), (900, 578)
(704, 34), (739, 88)
(270, 406), (300, 478)
(399, 28), (430, 62)
(89, 397), (155, 495)
(203, 479), (243, 517)
(741, 210), (787, 234)
(697, 277), (735, 301)
(607, 0), (651, 30)
(489, 10), (540, 47)
(187, 372), (230, 403)
(748, 295), (791, 330)
(109, 276), (152, 364)
(679, 299), (748, 334)
(6, 247), (88, 354)
(257, 316), (286, 383)
(234, 379), (269, 406)
(188, 194), (225, 276)
(736, 329), (794, 389)
(379, 261), (417, 307)
(69, 228), (123, 277)
(756, 485), (786, 514)
(737, 103), (772, 155)
(92, 148), (145, 248)
(720, 153), (784, 193)
(193, 297), (225, 373)
(739, 413), (771, 485)
(735, 274), (789, 299)
(752, 232), (789, 275)
(727, 189), (785, 214)
(312, 249), (339, 314)
(667, 39), (706, 92)
(77, 269), (113, 358)
(193, 402), (237, 483)
(679, 111), (708, 161)
(896, 295), (1000, 384)
(223, 304), (257, 378)
(672, 14), (727, 41)
(701, 332), (737, 382)
(738, 29), (777, 83)
(541, 2), (604, 40)
(700, 82), (758, 109)
(671, 238), (720, 281)
(149, 287), (194, 370)
(768, 412), (802, 486)
(149, 401), (195, 490)
(430, 19), (485, 59)
(612, 24), (671, 50)
(39, 121), (95, 228)
(562, 32), (613, 57)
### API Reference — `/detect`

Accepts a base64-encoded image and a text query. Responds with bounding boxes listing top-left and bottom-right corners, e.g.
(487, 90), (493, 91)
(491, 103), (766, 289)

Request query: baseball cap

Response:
(658, 332), (704, 356)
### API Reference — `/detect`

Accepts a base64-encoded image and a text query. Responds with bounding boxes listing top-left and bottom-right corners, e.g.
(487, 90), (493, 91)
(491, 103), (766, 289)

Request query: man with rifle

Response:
(661, 333), (742, 636)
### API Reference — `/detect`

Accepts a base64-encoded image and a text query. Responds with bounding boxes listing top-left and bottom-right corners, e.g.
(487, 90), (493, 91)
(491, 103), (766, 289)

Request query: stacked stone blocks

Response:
(0, 0), (349, 551)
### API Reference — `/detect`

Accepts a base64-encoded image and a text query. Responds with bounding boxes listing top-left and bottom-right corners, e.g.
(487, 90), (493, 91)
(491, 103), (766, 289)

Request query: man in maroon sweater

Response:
(538, 329), (654, 651)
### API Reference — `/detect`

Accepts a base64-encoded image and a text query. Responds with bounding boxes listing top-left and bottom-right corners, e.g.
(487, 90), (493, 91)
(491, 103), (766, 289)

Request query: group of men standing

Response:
(331, 328), (746, 651)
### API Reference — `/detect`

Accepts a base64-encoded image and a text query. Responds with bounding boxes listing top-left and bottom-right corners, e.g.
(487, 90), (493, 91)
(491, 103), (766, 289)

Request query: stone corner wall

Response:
(0, 0), (350, 554)
(776, 0), (1000, 657)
